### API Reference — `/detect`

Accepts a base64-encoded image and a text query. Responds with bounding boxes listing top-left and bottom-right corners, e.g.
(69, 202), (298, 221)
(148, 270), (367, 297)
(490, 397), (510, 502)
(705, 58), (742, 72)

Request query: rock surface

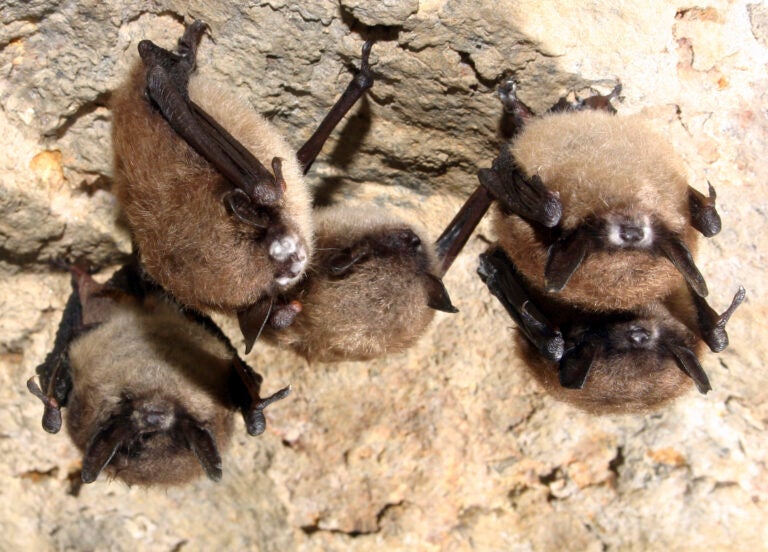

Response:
(1, 0), (766, 550)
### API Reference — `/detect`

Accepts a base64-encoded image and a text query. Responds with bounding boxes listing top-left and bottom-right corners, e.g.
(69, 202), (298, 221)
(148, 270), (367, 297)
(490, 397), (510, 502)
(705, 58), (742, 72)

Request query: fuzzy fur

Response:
(111, 60), (314, 312)
(495, 110), (698, 311)
(66, 300), (235, 485)
(521, 289), (704, 414)
(264, 205), (439, 362)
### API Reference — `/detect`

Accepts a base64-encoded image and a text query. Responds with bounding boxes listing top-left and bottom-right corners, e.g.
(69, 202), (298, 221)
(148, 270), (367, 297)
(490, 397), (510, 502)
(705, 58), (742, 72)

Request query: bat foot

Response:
(177, 20), (209, 66)
(354, 40), (375, 92)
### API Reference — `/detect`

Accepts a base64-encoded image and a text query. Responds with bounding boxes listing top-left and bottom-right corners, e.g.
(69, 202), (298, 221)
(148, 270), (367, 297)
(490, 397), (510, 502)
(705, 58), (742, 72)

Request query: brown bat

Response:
(481, 80), (721, 312)
(260, 184), (492, 361)
(111, 21), (374, 351)
(478, 246), (745, 413)
(27, 260), (289, 485)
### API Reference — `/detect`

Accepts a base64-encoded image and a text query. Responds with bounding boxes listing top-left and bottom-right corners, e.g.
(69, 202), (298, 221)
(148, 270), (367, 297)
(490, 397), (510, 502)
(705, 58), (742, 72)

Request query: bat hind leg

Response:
(498, 77), (535, 138)
(548, 83), (622, 114)
(297, 41), (376, 173)
(176, 20), (209, 68)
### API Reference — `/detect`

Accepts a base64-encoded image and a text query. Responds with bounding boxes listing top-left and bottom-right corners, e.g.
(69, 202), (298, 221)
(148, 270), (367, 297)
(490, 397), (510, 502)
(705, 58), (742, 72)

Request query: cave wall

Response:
(1, 0), (767, 550)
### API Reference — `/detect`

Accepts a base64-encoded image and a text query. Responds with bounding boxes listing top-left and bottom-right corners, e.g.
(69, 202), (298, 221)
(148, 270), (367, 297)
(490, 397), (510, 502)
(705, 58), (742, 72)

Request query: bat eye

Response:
(384, 229), (421, 252)
(626, 326), (651, 347)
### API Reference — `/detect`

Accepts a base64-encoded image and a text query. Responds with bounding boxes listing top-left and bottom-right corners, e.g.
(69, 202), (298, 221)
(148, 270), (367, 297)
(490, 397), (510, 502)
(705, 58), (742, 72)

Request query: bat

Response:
(481, 79), (722, 312)
(478, 246), (745, 413)
(261, 185), (494, 362)
(111, 21), (374, 351)
(26, 260), (289, 485)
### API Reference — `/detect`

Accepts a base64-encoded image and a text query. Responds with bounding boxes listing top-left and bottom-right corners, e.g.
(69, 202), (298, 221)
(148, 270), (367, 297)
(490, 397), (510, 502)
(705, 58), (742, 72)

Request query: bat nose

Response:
(619, 223), (645, 244)
(627, 327), (651, 347)
(137, 404), (174, 430)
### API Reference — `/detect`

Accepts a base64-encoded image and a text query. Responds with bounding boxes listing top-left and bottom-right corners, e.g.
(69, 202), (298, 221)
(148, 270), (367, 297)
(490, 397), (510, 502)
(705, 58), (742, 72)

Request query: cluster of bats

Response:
(26, 21), (744, 487)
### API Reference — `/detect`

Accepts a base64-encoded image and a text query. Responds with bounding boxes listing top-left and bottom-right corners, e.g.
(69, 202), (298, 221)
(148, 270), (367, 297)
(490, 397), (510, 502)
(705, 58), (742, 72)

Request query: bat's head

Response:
(73, 390), (231, 485)
(529, 304), (711, 414)
(264, 206), (455, 362)
(497, 110), (705, 310)
(65, 303), (237, 485)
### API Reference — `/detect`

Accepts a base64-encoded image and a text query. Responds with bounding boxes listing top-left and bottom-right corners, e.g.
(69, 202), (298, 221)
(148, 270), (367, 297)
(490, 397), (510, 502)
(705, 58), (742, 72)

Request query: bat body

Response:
(111, 22), (374, 349)
(111, 25), (313, 315)
(484, 82), (719, 312)
(263, 205), (454, 361)
(476, 82), (742, 413)
(28, 262), (289, 485)
(479, 247), (744, 413)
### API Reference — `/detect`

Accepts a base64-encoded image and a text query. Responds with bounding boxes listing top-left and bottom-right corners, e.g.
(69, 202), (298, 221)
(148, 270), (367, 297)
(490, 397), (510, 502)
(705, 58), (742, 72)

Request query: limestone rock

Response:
(1, 0), (766, 550)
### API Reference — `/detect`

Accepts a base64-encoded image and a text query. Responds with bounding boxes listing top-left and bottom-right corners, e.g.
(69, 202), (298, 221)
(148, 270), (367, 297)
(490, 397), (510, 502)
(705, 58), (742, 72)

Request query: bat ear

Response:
(180, 419), (223, 482)
(558, 343), (596, 389)
(223, 189), (269, 229)
(424, 273), (458, 313)
(667, 344), (711, 394)
(656, 231), (708, 297)
(238, 298), (274, 354)
(81, 418), (133, 483)
(545, 228), (590, 292)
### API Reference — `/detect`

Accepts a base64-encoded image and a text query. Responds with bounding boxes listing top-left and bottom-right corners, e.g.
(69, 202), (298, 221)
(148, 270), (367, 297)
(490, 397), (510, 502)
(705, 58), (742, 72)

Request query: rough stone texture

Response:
(1, 0), (767, 550)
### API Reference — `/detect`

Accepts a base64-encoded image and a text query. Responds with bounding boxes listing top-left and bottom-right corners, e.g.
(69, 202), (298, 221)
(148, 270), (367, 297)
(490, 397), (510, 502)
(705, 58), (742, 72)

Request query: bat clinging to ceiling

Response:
(481, 80), (721, 312)
(111, 21), (374, 349)
(478, 246), (745, 413)
(261, 185), (494, 362)
(27, 260), (289, 485)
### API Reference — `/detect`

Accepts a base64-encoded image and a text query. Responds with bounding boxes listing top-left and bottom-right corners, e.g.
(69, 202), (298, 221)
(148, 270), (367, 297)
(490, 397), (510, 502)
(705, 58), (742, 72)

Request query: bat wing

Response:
(138, 24), (283, 211)
(478, 247), (564, 361)
(478, 147), (562, 228)
(688, 183), (722, 238)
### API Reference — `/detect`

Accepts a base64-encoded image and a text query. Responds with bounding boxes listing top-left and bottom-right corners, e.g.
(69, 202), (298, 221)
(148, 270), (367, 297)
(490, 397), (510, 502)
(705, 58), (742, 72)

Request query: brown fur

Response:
(111, 59), (313, 312)
(66, 300), (235, 485)
(520, 291), (704, 414)
(263, 206), (439, 362)
(495, 110), (698, 311)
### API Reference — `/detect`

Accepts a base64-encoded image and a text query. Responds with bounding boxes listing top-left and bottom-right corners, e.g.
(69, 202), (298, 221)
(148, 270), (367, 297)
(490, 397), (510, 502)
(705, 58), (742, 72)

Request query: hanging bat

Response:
(111, 21), (375, 351)
(260, 185), (494, 362)
(27, 260), (289, 485)
(480, 79), (722, 312)
(478, 246), (745, 413)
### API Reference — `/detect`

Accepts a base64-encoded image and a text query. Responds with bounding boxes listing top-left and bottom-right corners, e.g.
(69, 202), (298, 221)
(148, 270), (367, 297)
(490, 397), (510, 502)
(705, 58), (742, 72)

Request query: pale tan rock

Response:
(1, 0), (766, 550)
(340, 0), (419, 26)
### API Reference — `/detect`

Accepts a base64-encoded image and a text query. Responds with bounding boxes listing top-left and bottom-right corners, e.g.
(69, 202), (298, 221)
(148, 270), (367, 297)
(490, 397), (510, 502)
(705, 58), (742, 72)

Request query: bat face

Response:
(263, 206), (454, 362)
(477, 246), (736, 415)
(111, 31), (313, 314)
(493, 110), (702, 311)
(542, 301), (705, 414)
(28, 261), (290, 485)
(65, 302), (235, 484)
